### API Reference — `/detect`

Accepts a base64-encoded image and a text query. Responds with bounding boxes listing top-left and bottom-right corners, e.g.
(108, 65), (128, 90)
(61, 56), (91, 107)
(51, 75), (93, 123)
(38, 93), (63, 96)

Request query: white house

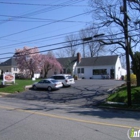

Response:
(57, 53), (126, 80)
(0, 57), (20, 75)
(0, 53), (126, 80)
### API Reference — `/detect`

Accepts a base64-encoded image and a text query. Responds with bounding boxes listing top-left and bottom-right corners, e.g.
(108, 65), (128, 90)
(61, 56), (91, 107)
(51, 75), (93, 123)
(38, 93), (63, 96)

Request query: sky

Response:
(0, 0), (93, 61)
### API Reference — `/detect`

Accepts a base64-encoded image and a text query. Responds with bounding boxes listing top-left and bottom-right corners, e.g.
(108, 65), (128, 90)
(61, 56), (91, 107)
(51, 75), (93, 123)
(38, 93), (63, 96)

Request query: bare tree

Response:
(88, 0), (140, 86)
(55, 49), (67, 58)
(79, 27), (106, 57)
(64, 34), (79, 57)
(79, 29), (88, 58)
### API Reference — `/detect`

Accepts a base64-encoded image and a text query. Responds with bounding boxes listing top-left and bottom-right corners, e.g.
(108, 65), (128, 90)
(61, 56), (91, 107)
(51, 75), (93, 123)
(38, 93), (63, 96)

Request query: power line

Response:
(0, 39), (98, 60)
(0, 10), (92, 39)
(0, 32), (139, 57)
(0, 26), (139, 49)
(0, 1), (87, 7)
(0, 0), (85, 25)
(0, 14), (91, 23)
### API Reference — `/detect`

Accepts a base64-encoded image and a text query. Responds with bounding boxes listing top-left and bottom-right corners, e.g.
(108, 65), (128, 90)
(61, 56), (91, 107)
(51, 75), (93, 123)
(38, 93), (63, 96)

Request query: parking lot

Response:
(7, 79), (125, 106)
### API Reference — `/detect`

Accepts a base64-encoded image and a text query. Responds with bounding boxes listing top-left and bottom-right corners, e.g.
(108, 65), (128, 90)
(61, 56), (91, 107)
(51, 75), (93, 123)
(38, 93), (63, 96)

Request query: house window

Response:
(14, 67), (17, 71)
(93, 69), (107, 75)
(77, 68), (84, 74)
(81, 68), (84, 73)
(77, 68), (80, 73)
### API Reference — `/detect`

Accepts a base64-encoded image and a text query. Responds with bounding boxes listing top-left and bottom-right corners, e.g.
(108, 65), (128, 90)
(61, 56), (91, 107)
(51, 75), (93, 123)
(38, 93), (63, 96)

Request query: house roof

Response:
(0, 55), (118, 68)
(0, 57), (17, 67)
(57, 57), (77, 67)
(77, 55), (118, 67)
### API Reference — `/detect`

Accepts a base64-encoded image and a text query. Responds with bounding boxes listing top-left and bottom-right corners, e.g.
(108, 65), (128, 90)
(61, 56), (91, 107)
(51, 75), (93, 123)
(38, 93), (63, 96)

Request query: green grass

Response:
(107, 86), (140, 104)
(0, 79), (39, 93)
(103, 86), (140, 110)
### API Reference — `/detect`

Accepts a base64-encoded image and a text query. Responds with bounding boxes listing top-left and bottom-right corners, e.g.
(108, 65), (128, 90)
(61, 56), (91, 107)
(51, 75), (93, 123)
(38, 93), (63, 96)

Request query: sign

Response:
(3, 72), (15, 85)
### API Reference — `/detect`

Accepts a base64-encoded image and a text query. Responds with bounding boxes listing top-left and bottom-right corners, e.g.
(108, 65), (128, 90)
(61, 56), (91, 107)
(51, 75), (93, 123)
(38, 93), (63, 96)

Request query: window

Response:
(58, 76), (65, 79)
(44, 80), (51, 83)
(52, 76), (65, 80)
(81, 68), (84, 73)
(39, 80), (44, 83)
(14, 67), (17, 71)
(93, 69), (107, 75)
(77, 68), (84, 74)
(77, 68), (80, 74)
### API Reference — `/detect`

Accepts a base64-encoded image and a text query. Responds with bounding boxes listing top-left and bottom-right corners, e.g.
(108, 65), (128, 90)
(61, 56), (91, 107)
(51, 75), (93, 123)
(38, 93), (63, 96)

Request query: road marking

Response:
(0, 105), (139, 130)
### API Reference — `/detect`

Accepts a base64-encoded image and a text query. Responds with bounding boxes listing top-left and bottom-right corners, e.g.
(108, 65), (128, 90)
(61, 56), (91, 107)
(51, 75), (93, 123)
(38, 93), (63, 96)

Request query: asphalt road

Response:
(0, 99), (139, 140)
(0, 79), (139, 140)
(6, 79), (125, 106)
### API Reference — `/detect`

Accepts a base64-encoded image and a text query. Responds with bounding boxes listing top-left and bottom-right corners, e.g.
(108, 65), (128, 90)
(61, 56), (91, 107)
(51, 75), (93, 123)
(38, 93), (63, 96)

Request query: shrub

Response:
(73, 75), (78, 80)
(125, 74), (136, 85)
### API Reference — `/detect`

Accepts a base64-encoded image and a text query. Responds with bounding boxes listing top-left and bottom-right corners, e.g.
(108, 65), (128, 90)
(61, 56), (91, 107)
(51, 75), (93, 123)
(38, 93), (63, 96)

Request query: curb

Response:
(24, 85), (32, 90)
(99, 105), (140, 112)
(0, 92), (11, 97)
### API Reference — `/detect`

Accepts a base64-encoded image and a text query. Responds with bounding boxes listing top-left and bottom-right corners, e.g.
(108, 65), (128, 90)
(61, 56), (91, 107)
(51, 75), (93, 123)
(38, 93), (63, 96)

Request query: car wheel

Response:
(33, 85), (37, 90)
(47, 86), (52, 91)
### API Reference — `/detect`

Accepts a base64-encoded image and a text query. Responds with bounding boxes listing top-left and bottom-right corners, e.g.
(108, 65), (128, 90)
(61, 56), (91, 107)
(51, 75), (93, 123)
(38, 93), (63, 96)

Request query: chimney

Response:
(77, 52), (81, 64)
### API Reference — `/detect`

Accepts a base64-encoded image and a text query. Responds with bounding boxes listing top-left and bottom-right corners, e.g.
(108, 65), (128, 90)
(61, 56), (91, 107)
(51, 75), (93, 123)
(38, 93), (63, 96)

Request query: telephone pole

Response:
(123, 0), (131, 106)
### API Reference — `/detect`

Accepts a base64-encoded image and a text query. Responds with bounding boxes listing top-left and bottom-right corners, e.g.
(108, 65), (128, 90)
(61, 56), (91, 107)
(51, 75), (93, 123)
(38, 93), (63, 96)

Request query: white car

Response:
(50, 74), (75, 87)
(32, 78), (63, 91)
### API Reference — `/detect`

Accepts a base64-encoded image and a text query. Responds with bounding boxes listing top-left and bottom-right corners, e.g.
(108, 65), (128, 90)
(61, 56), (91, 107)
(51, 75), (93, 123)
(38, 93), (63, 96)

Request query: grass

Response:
(0, 79), (39, 93)
(102, 86), (140, 110)
(107, 86), (140, 104)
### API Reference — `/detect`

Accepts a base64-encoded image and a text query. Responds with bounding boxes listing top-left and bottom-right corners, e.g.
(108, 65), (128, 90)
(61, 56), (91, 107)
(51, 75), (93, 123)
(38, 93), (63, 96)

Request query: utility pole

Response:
(123, 0), (131, 106)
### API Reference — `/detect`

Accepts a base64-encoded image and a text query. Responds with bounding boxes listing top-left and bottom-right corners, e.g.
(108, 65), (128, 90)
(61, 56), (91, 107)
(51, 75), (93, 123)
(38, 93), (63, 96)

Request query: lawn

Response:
(0, 79), (39, 93)
(107, 86), (140, 104)
(104, 86), (140, 110)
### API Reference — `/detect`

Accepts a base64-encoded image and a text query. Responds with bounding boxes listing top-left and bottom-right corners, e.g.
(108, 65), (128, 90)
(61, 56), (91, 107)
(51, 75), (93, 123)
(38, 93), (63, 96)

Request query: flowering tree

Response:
(41, 52), (62, 78)
(15, 47), (41, 78)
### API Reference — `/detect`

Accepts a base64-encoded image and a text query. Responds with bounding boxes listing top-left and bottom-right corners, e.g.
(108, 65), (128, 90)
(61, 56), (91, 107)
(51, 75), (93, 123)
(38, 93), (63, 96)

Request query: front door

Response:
(110, 69), (115, 79)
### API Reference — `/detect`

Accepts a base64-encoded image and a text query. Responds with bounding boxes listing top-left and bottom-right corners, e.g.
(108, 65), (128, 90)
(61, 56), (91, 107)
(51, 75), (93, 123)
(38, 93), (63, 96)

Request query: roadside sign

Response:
(3, 72), (15, 85)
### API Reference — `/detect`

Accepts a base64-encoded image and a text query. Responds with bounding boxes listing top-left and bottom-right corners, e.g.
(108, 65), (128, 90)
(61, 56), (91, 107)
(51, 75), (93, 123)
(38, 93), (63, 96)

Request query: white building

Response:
(0, 53), (126, 80)
(57, 53), (126, 80)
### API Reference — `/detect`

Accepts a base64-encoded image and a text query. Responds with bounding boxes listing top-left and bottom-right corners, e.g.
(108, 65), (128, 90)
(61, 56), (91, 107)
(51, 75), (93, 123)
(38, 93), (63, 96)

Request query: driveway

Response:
(7, 79), (125, 106)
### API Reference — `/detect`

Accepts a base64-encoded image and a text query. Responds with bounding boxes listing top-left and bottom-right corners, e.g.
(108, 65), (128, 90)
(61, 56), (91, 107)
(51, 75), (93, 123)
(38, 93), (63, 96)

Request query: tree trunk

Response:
(44, 71), (48, 78)
(136, 71), (140, 86)
(31, 71), (34, 78)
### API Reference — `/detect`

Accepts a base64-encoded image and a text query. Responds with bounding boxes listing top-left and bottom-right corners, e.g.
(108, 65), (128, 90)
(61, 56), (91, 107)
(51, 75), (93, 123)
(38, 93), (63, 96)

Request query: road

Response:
(6, 79), (125, 106)
(0, 98), (139, 140)
(0, 79), (139, 140)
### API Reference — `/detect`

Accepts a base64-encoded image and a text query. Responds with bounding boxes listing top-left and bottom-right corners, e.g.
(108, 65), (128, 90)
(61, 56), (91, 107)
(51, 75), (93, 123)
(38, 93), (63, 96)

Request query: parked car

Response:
(50, 74), (75, 87)
(32, 78), (63, 91)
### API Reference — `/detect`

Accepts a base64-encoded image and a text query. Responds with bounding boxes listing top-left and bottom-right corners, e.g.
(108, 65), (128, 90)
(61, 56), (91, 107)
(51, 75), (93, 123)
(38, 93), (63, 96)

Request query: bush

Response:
(125, 74), (136, 85)
(73, 75), (78, 80)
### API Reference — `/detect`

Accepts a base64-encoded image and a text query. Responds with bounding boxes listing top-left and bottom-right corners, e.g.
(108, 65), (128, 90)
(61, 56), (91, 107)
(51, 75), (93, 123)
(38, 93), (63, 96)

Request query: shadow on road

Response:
(6, 86), (109, 107)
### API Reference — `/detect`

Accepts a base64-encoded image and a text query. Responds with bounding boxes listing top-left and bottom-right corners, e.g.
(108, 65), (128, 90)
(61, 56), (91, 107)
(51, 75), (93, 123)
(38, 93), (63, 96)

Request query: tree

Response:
(55, 49), (67, 58)
(88, 0), (140, 85)
(79, 27), (105, 57)
(131, 51), (140, 85)
(15, 47), (41, 78)
(41, 52), (62, 78)
(64, 34), (79, 57)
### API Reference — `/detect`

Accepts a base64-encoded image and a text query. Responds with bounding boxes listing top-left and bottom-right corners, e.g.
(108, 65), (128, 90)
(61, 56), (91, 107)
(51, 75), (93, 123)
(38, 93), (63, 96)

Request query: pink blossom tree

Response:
(41, 52), (62, 78)
(15, 47), (42, 78)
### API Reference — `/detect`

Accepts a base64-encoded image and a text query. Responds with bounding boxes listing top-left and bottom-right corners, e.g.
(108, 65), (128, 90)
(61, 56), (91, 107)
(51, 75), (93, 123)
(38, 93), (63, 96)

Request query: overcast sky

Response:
(0, 0), (93, 61)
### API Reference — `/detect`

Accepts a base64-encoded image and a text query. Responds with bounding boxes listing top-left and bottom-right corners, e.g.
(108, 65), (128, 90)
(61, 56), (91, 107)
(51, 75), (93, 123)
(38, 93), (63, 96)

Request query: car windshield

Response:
(66, 76), (73, 79)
